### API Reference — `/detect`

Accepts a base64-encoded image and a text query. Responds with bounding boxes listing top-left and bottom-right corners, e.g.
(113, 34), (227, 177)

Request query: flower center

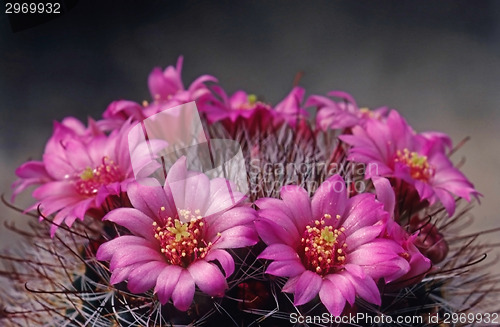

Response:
(237, 94), (271, 111)
(300, 214), (347, 276)
(394, 149), (435, 182)
(154, 208), (212, 268)
(75, 157), (123, 196)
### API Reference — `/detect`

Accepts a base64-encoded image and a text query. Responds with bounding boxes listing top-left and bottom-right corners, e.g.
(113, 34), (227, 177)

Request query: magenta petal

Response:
(166, 156), (188, 209)
(345, 224), (384, 249)
(282, 275), (300, 293)
(103, 208), (155, 241)
(182, 172), (210, 214)
(344, 272), (381, 306)
(205, 178), (245, 216)
(127, 261), (168, 293)
(205, 206), (256, 239)
(187, 260), (227, 297)
(148, 67), (170, 99)
(212, 225), (258, 249)
(266, 259), (305, 277)
(172, 269), (196, 311)
(311, 175), (347, 220)
(294, 270), (322, 306)
(97, 235), (155, 261)
(127, 181), (172, 220)
(280, 185), (312, 233)
(70, 198), (94, 220)
(344, 264), (365, 280)
(342, 194), (385, 232)
(434, 188), (456, 216)
(154, 265), (183, 305)
(258, 244), (300, 261)
(49, 208), (73, 237)
(205, 249), (235, 277)
(319, 279), (346, 316)
(372, 176), (395, 215)
(110, 264), (140, 285)
(325, 273), (355, 306)
(109, 245), (164, 270)
(33, 181), (77, 200)
(254, 219), (297, 247)
(257, 208), (300, 242)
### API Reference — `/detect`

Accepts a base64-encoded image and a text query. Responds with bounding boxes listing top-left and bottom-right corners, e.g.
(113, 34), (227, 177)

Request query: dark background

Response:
(1, 1), (499, 267)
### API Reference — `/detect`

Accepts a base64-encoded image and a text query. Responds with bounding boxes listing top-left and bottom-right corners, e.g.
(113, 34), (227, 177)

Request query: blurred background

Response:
(1, 0), (499, 272)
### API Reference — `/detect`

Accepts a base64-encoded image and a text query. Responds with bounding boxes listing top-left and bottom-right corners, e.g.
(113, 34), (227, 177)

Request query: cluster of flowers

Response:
(12, 57), (479, 321)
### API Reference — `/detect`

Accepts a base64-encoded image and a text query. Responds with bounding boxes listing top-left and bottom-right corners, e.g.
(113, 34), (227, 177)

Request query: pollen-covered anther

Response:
(153, 208), (209, 267)
(75, 156), (123, 196)
(300, 216), (348, 276)
(395, 148), (435, 182)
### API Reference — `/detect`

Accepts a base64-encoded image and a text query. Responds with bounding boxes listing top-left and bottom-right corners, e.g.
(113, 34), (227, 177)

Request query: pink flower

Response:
(306, 91), (388, 131)
(101, 57), (217, 130)
(340, 110), (479, 216)
(12, 118), (156, 236)
(373, 177), (432, 287)
(255, 175), (409, 316)
(202, 86), (308, 129)
(96, 157), (258, 311)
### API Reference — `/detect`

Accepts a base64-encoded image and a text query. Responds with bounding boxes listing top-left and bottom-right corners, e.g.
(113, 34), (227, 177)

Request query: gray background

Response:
(1, 1), (499, 273)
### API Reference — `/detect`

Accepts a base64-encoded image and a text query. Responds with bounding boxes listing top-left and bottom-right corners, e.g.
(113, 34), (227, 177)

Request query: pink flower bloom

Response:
(373, 177), (432, 287)
(101, 57), (217, 130)
(12, 118), (157, 236)
(96, 157), (258, 311)
(202, 86), (308, 129)
(255, 175), (409, 316)
(306, 91), (388, 131)
(340, 110), (479, 216)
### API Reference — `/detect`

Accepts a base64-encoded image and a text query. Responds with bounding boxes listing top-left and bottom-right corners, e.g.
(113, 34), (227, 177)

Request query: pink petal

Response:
(325, 273), (355, 306)
(109, 245), (164, 270)
(148, 67), (170, 100)
(212, 225), (258, 249)
(172, 269), (195, 311)
(280, 185), (312, 233)
(345, 224), (385, 249)
(166, 156), (188, 210)
(319, 279), (346, 316)
(110, 263), (141, 284)
(96, 235), (156, 261)
(154, 265), (183, 305)
(258, 244), (300, 261)
(254, 219), (298, 248)
(341, 194), (385, 232)
(311, 175), (347, 220)
(127, 261), (168, 293)
(205, 249), (235, 277)
(182, 171), (210, 215)
(205, 178), (245, 216)
(49, 207), (73, 237)
(104, 208), (155, 241)
(188, 260), (227, 297)
(372, 176), (395, 215)
(294, 270), (322, 306)
(205, 206), (256, 239)
(282, 275), (300, 293)
(266, 259), (305, 277)
(127, 181), (173, 220)
(434, 188), (457, 216)
(344, 272), (381, 306)
(257, 208), (300, 243)
(70, 198), (94, 220)
(344, 263), (365, 280)
(33, 181), (78, 200)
